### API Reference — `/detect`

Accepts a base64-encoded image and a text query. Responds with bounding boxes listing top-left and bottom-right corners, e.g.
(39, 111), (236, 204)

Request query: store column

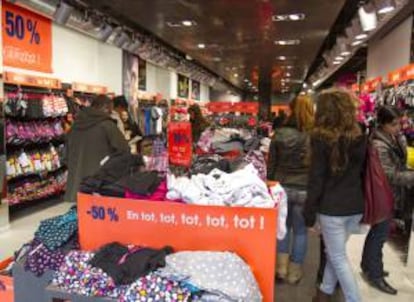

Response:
(258, 55), (272, 121)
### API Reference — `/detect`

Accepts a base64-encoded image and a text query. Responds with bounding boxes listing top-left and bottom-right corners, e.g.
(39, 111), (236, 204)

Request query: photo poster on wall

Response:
(191, 80), (201, 101)
(178, 74), (190, 98)
(138, 59), (147, 91)
(122, 51), (139, 122)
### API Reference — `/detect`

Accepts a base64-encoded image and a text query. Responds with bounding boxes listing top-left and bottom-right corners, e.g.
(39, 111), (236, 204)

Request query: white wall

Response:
(367, 16), (413, 79)
(200, 83), (210, 102)
(4, 25), (123, 94)
(53, 25), (122, 94)
(155, 65), (171, 100)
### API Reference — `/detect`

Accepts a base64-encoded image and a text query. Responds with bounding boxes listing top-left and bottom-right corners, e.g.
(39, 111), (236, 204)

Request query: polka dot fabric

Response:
(34, 207), (78, 251)
(118, 272), (193, 302)
(159, 251), (262, 302)
(24, 239), (66, 277)
(53, 250), (128, 299)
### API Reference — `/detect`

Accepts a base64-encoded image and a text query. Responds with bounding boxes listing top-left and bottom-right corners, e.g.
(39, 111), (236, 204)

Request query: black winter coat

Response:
(303, 135), (367, 227)
(267, 125), (309, 190)
(64, 107), (129, 203)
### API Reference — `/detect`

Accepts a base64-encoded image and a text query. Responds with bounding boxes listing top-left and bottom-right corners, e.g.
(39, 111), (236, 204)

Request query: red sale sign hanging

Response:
(2, 1), (52, 73)
(168, 122), (193, 167)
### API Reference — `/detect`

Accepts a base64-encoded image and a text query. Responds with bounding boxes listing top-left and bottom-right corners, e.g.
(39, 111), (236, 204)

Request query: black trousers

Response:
(361, 219), (390, 279)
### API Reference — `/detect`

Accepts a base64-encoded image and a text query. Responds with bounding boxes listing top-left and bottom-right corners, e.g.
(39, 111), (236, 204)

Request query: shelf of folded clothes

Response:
(7, 165), (66, 182)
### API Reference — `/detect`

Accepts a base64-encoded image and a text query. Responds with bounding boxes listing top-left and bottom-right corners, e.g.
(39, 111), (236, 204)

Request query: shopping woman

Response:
(304, 88), (366, 302)
(268, 95), (314, 284)
(361, 106), (414, 295)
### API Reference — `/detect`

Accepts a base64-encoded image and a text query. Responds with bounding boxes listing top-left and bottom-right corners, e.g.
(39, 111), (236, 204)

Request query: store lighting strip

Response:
(310, 0), (409, 89)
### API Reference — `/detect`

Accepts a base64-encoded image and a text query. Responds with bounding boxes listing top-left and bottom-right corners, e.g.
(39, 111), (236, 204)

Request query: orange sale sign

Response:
(78, 193), (278, 302)
(2, 1), (52, 73)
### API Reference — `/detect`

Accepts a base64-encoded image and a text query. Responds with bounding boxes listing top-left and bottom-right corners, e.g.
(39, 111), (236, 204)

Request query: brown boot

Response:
(276, 253), (290, 281)
(287, 262), (303, 284)
(312, 288), (331, 302)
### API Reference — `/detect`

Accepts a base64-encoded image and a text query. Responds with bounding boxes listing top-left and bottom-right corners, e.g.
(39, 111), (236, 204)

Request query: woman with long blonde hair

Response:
(268, 95), (314, 284)
(304, 89), (366, 302)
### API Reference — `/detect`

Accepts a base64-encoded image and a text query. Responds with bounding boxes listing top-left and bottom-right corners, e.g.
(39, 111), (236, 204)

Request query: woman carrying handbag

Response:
(361, 106), (414, 295)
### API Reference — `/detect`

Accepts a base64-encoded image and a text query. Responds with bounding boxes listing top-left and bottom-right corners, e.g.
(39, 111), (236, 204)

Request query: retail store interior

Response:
(0, 0), (414, 301)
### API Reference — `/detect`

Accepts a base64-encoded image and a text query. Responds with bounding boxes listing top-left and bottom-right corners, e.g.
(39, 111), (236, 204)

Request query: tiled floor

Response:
(1, 203), (414, 301)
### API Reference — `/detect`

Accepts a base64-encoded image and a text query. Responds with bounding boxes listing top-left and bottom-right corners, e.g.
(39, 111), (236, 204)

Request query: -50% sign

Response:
(5, 10), (40, 44)
(87, 206), (119, 222)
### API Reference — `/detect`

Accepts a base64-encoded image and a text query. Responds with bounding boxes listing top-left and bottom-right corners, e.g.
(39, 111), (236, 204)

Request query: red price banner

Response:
(168, 122), (193, 167)
(2, 1), (52, 73)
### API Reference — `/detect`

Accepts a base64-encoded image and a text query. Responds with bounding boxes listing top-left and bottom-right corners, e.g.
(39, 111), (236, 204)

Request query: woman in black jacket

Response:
(304, 89), (366, 302)
(361, 106), (414, 295)
(268, 95), (314, 284)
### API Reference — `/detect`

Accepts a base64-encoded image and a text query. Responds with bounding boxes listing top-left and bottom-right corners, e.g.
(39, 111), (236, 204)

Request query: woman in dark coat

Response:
(361, 106), (414, 295)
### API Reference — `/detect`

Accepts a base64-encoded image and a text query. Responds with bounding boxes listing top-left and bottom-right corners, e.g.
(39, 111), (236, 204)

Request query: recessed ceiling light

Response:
(333, 61), (341, 65)
(355, 33), (368, 40)
(277, 56), (287, 60)
(286, 72), (291, 77)
(272, 13), (305, 22)
(212, 57), (221, 62)
(375, 0), (396, 14)
(335, 56), (344, 61)
(341, 51), (351, 56)
(244, 79), (249, 82)
(234, 73), (238, 78)
(274, 39), (301, 45)
(197, 43), (206, 49)
(352, 40), (364, 46)
(182, 20), (194, 27)
(166, 22), (182, 28)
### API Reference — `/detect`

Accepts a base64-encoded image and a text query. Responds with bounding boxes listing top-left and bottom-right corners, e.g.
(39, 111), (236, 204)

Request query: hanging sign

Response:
(77, 193), (278, 302)
(2, 1), (52, 73)
(206, 102), (259, 114)
(402, 64), (414, 81)
(4, 71), (61, 89)
(168, 122), (193, 167)
(351, 83), (360, 93)
(72, 82), (108, 94)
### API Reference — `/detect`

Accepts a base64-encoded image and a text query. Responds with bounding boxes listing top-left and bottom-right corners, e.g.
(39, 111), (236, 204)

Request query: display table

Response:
(77, 193), (278, 302)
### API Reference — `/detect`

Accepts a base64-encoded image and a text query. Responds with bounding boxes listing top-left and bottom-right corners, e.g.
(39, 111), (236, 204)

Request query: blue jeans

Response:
(278, 203), (308, 264)
(319, 214), (363, 302)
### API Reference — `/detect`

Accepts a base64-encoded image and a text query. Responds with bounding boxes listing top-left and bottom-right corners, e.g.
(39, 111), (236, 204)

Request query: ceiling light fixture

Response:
(54, 1), (74, 25)
(337, 36), (351, 56)
(303, 83), (308, 88)
(333, 61), (341, 65)
(375, 0), (396, 14)
(182, 20), (195, 27)
(212, 57), (221, 62)
(234, 73), (238, 78)
(197, 43), (206, 49)
(98, 23), (114, 42)
(244, 79), (249, 82)
(113, 31), (129, 48)
(274, 39), (301, 45)
(358, 4), (378, 32)
(286, 72), (291, 77)
(272, 13), (305, 22)
(351, 39), (364, 46)
(335, 56), (344, 61)
(126, 38), (141, 53)
(277, 56), (287, 60)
